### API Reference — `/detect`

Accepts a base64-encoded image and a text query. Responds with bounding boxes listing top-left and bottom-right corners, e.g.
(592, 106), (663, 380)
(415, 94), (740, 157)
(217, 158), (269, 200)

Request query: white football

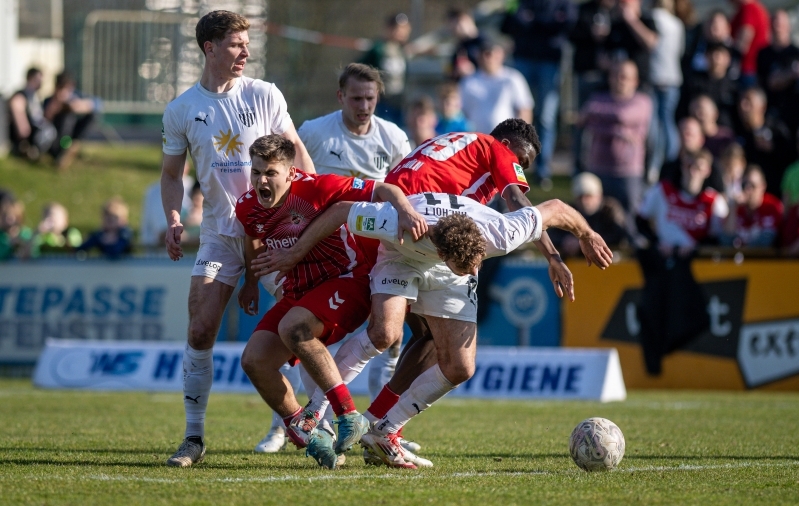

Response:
(569, 417), (625, 472)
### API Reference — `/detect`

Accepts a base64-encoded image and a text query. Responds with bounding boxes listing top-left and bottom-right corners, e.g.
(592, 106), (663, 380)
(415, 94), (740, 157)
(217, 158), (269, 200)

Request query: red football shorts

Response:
(254, 273), (371, 364)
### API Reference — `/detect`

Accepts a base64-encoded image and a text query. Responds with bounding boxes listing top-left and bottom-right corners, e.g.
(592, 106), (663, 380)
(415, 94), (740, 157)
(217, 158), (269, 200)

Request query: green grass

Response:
(1, 380), (797, 505)
(0, 143), (163, 234)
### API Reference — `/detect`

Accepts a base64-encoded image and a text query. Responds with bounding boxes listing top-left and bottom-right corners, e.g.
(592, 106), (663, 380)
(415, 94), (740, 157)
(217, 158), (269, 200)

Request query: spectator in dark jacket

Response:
(756, 9), (799, 132)
(446, 9), (484, 81)
(736, 87), (795, 196)
(549, 172), (630, 256)
(78, 197), (133, 260)
(501, 0), (576, 188)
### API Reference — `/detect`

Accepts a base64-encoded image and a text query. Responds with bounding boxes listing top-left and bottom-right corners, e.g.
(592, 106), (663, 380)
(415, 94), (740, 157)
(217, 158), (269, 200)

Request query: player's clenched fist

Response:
(165, 222), (184, 260)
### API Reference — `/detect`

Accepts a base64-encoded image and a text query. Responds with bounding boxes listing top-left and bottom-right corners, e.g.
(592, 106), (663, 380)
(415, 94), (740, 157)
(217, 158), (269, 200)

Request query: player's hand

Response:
(548, 255), (575, 302)
(165, 222), (184, 261)
(252, 247), (301, 283)
(579, 231), (613, 269)
(397, 209), (428, 244)
(237, 278), (260, 316)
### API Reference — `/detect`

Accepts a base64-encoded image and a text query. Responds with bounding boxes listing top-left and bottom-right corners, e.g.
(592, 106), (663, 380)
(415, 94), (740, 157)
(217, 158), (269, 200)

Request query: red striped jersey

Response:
(235, 170), (375, 297)
(385, 132), (529, 204)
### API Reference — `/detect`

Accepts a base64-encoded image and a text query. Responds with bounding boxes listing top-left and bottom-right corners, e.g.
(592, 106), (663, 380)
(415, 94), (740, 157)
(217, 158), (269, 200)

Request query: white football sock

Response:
(374, 364), (455, 435)
(183, 344), (214, 439)
(337, 328), (381, 384)
(368, 352), (398, 402)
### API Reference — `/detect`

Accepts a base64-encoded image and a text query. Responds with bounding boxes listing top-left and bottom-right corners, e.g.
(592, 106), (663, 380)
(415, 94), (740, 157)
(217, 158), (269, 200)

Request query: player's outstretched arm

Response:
(502, 184), (575, 300)
(537, 199), (613, 269)
(161, 152), (187, 261)
(372, 182), (427, 243)
(281, 123), (315, 174)
(252, 202), (353, 281)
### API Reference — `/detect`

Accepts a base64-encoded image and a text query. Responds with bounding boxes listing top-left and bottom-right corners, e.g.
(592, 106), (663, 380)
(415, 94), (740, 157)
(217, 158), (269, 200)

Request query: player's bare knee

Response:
(366, 321), (401, 351)
(187, 320), (216, 350)
(439, 359), (475, 386)
(278, 320), (313, 350)
(240, 344), (261, 377)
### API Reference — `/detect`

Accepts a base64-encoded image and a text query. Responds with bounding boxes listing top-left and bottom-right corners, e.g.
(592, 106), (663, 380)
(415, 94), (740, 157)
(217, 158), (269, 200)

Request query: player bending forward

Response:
(234, 135), (426, 469)
(256, 192), (611, 468)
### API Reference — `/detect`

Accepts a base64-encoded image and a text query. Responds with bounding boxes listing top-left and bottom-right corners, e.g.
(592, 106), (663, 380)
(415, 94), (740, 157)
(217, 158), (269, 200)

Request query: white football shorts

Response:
(191, 229), (246, 287)
(370, 242), (479, 322)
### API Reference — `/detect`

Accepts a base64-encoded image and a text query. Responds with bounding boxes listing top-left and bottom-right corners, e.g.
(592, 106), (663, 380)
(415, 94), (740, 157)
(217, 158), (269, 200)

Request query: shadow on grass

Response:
(0, 457), (308, 471)
(0, 447), (293, 456)
(442, 452), (799, 461)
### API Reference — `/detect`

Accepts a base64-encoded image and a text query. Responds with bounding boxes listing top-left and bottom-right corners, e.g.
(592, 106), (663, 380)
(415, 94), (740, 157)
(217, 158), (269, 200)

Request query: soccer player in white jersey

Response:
(160, 10), (314, 467)
(297, 62), (412, 413)
(254, 193), (612, 468)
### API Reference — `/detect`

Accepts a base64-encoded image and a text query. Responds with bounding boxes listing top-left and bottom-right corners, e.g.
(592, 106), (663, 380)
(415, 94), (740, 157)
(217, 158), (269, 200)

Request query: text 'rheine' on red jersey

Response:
(234, 170), (376, 297)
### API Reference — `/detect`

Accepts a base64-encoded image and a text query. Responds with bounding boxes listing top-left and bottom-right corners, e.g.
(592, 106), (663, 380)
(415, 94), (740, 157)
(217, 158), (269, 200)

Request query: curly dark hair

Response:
(429, 213), (486, 274)
(489, 118), (541, 161)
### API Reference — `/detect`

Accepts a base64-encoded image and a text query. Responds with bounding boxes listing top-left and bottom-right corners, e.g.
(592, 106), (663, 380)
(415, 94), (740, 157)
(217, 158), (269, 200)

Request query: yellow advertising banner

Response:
(563, 259), (799, 390)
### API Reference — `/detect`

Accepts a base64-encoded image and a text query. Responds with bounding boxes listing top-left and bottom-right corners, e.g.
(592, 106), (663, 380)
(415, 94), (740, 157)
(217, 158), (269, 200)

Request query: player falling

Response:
(234, 134), (426, 469)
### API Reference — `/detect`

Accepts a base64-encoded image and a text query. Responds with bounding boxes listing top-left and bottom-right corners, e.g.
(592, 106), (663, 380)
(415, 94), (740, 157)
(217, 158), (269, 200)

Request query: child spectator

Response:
(720, 165), (782, 247)
(720, 143), (748, 204)
(78, 197), (133, 259)
(435, 83), (471, 135)
(33, 202), (82, 255)
(405, 96), (438, 148)
(0, 190), (34, 260)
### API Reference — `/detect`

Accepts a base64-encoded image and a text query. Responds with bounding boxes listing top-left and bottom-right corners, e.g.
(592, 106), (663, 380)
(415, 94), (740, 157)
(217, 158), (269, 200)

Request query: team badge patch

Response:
(513, 163), (528, 183)
(237, 108), (255, 128)
(290, 210), (304, 225)
(355, 216), (375, 231)
(352, 178), (365, 189)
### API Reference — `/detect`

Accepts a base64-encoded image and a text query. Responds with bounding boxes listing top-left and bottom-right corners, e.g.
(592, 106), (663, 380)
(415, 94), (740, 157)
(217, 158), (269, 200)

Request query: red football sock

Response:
(282, 407), (302, 427)
(367, 384), (400, 420)
(325, 383), (357, 416)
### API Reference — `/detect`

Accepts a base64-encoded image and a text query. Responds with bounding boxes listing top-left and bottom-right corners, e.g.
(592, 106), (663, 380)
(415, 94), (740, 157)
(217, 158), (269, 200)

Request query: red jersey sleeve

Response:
(486, 138), (530, 196)
(294, 171), (376, 208)
(234, 189), (260, 237)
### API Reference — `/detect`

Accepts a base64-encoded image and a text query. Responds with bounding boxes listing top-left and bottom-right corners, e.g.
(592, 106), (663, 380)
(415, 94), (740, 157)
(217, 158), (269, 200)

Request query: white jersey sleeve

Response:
(260, 82), (292, 135)
(347, 193), (542, 263)
(162, 104), (188, 155)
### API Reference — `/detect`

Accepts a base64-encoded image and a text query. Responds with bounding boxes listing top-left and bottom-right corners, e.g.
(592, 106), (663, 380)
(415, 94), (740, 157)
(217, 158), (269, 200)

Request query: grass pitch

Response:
(1, 379), (798, 505)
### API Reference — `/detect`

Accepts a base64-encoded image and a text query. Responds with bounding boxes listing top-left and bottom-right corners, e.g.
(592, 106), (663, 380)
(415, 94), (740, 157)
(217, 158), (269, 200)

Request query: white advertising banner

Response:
(34, 341), (625, 402)
(0, 261), (192, 363)
(452, 346), (627, 402)
(32, 340), (370, 394)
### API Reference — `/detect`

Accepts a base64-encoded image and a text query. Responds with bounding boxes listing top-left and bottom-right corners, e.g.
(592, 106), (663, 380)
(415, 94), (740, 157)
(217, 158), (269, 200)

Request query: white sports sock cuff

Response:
(355, 328), (380, 358)
(185, 344), (213, 360)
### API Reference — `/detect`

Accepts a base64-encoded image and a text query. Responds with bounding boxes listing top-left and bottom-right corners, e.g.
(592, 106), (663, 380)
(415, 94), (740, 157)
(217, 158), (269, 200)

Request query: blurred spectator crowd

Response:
(4, 0), (799, 262)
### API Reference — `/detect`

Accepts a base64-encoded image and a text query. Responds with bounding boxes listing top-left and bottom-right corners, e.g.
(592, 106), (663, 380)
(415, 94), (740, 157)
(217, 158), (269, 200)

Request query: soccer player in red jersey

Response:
(256, 119), (610, 467)
(235, 135), (426, 469)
